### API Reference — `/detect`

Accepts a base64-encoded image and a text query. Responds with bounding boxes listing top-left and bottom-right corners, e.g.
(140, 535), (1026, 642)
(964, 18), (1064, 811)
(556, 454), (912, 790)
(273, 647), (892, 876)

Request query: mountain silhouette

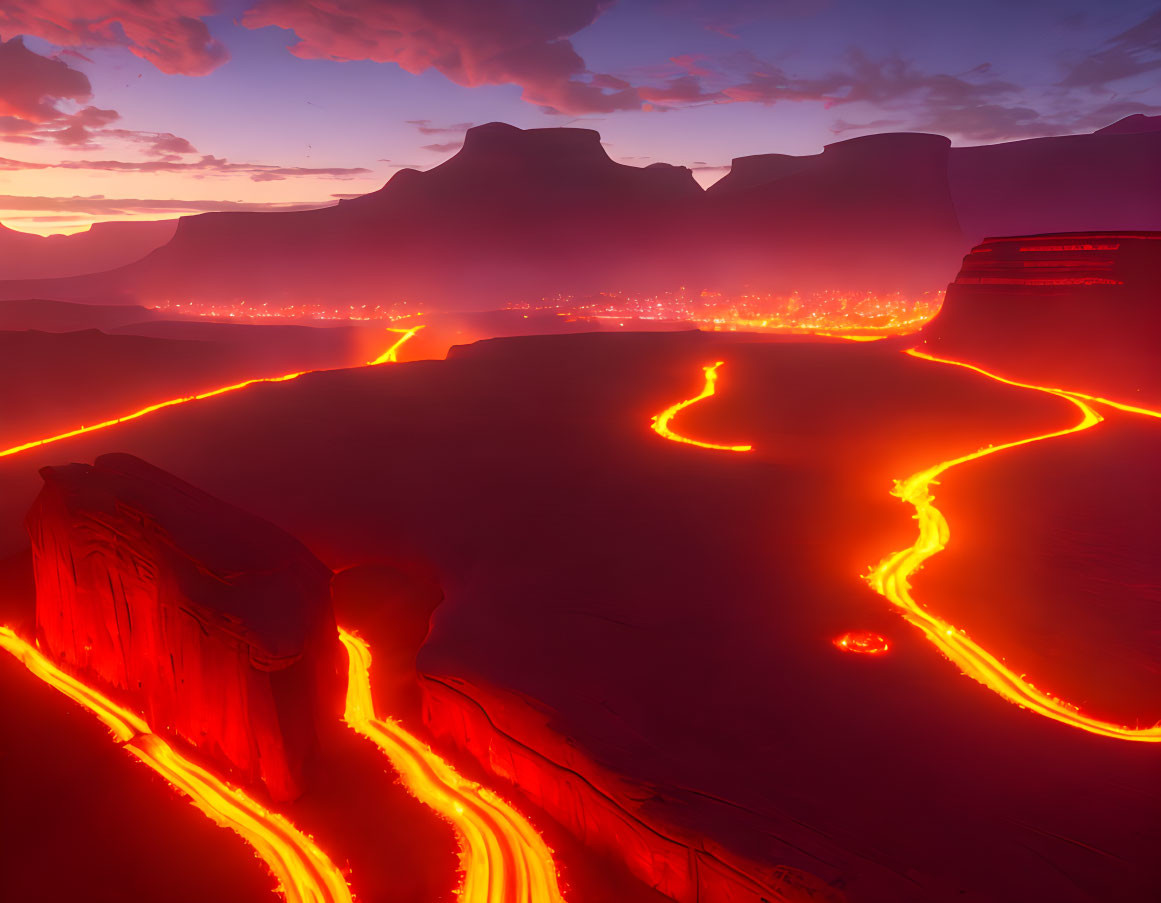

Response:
(1, 118), (1157, 307)
(0, 220), (176, 280)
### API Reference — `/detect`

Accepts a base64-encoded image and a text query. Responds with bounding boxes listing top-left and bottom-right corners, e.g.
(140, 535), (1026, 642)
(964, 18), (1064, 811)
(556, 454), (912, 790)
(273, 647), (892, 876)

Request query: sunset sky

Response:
(1, 0), (1158, 235)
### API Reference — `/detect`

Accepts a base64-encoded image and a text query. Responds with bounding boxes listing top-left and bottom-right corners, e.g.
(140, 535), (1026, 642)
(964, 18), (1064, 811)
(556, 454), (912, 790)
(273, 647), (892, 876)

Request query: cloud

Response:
(406, 119), (474, 135)
(0, 36), (92, 122)
(101, 128), (199, 157)
(242, 0), (640, 114)
(1061, 9), (1161, 88)
(0, 194), (332, 216)
(0, 1), (228, 76)
(420, 141), (462, 153)
(0, 153), (372, 180)
(831, 117), (906, 134)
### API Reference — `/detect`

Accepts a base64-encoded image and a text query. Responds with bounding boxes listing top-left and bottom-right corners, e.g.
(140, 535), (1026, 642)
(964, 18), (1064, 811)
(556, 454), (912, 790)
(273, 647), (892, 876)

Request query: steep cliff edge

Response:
(26, 453), (342, 800)
(919, 231), (1161, 405)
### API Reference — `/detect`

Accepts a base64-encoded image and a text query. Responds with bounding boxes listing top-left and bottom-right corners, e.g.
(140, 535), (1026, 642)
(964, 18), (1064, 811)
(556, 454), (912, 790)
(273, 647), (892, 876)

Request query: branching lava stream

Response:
(0, 626), (354, 903)
(651, 352), (1161, 741)
(338, 628), (567, 903)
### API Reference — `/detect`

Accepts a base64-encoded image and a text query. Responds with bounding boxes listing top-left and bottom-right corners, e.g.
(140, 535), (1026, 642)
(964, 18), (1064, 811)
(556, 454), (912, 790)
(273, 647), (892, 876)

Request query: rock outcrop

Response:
(26, 453), (341, 800)
(920, 231), (1161, 405)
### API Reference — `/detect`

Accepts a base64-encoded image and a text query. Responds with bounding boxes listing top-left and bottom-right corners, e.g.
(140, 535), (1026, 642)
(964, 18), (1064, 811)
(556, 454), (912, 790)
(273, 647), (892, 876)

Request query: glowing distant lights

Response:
(833, 631), (891, 655)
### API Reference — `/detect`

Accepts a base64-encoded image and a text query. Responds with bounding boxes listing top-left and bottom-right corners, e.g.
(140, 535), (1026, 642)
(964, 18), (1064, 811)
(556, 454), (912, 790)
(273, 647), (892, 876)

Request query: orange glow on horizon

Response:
(651, 361), (754, 452)
(337, 629), (566, 903)
(865, 349), (1161, 742)
(833, 631), (891, 655)
(0, 327), (421, 461)
(0, 626), (354, 903)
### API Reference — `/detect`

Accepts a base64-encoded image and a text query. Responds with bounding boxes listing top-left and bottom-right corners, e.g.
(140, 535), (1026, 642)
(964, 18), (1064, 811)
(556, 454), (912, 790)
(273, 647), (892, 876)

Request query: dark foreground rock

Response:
(26, 452), (342, 800)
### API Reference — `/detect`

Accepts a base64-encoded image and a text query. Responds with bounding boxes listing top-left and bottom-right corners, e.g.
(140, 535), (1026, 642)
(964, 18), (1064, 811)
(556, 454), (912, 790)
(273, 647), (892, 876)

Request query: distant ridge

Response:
(0, 118), (1157, 308)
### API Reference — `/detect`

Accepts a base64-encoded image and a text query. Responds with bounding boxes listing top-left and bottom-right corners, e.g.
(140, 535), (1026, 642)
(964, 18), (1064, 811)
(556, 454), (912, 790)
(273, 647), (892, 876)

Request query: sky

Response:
(0, 0), (1158, 235)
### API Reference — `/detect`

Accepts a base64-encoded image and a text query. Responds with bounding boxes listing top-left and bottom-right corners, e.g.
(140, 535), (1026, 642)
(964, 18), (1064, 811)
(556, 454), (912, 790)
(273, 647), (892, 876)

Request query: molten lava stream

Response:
(651, 361), (753, 451)
(866, 349), (1161, 742)
(0, 326), (422, 460)
(0, 626), (353, 903)
(367, 325), (425, 364)
(338, 629), (566, 903)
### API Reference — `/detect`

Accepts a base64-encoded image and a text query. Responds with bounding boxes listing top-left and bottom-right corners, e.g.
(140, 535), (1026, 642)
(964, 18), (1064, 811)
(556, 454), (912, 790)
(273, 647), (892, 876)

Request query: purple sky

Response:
(1, 0), (1158, 234)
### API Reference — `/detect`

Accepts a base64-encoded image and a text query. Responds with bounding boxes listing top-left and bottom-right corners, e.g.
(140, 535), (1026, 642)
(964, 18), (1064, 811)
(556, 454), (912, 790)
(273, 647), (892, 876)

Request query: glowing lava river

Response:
(0, 625), (353, 903)
(650, 361), (752, 452)
(653, 350), (1161, 742)
(0, 325), (424, 460)
(339, 629), (567, 903)
(0, 325), (568, 903)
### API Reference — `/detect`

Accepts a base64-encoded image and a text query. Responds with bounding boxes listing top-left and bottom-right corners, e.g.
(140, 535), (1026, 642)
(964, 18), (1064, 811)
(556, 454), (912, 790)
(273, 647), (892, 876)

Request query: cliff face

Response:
(703, 132), (966, 291)
(6, 122), (706, 307)
(26, 453), (341, 800)
(948, 131), (1161, 242)
(920, 231), (1161, 405)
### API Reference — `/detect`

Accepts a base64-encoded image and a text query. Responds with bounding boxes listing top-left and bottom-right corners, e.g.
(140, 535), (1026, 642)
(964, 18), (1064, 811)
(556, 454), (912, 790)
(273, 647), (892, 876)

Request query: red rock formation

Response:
(26, 453), (341, 801)
(920, 231), (1161, 405)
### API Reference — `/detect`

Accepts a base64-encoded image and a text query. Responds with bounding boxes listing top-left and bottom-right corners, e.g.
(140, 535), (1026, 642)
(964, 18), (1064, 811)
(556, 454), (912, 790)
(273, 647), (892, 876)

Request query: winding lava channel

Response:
(339, 629), (567, 903)
(0, 324), (425, 460)
(650, 361), (752, 452)
(0, 322), (568, 902)
(653, 351), (1161, 742)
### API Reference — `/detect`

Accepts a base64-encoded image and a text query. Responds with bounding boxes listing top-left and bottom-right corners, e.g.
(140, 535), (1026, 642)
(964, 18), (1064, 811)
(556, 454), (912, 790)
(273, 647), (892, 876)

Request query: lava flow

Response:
(338, 628), (567, 903)
(0, 327), (422, 460)
(651, 361), (753, 451)
(866, 348), (1161, 742)
(368, 325), (425, 364)
(0, 625), (354, 903)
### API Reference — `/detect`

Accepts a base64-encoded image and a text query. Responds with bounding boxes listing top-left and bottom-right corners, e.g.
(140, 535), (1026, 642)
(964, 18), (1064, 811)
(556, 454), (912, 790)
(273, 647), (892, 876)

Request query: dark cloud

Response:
(1061, 9), (1161, 88)
(0, 1), (228, 76)
(242, 0), (641, 114)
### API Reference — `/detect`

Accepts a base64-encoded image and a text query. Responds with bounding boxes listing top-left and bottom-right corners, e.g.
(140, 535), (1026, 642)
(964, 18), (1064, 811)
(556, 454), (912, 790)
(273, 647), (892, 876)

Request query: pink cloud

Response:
(0, 153), (371, 179)
(242, 0), (639, 114)
(0, 36), (91, 122)
(0, 1), (228, 76)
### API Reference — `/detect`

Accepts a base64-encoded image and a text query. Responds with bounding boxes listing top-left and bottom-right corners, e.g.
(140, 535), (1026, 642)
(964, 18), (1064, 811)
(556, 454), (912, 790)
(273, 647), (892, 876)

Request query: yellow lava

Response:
(865, 349), (1161, 741)
(0, 625), (354, 903)
(367, 325), (425, 365)
(650, 361), (753, 452)
(0, 326), (422, 460)
(810, 332), (889, 342)
(337, 628), (567, 903)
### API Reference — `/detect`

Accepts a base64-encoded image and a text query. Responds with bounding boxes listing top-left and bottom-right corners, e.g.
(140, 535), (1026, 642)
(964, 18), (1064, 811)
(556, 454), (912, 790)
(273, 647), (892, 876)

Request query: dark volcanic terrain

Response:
(0, 326), (1155, 902)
